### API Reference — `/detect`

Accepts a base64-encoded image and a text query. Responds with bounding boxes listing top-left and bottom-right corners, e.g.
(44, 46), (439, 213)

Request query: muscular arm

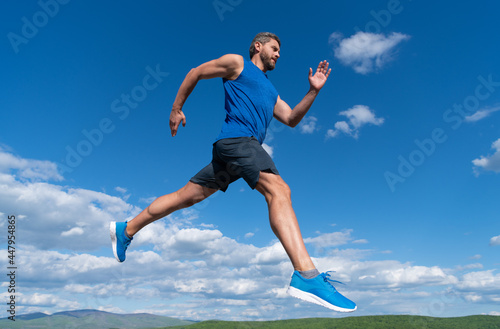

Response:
(169, 54), (244, 136)
(273, 60), (331, 128)
(273, 90), (319, 128)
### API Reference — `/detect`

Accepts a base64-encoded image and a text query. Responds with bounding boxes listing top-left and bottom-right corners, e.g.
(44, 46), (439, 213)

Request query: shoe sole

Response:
(287, 286), (357, 313)
(109, 222), (122, 262)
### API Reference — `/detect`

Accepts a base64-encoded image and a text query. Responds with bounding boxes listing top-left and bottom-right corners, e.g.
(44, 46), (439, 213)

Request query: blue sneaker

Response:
(110, 221), (132, 262)
(287, 271), (357, 312)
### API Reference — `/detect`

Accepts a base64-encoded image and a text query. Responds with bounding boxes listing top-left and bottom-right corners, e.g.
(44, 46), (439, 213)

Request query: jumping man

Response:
(110, 32), (356, 313)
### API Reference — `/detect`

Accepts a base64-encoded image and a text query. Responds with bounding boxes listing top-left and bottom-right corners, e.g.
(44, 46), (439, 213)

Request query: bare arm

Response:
(169, 54), (244, 136)
(273, 60), (331, 128)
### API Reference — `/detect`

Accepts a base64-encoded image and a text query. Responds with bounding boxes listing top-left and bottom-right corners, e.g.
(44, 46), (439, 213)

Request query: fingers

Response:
(316, 61), (323, 73)
(316, 60), (330, 74)
(325, 68), (332, 79)
(170, 121), (178, 137)
(170, 112), (186, 137)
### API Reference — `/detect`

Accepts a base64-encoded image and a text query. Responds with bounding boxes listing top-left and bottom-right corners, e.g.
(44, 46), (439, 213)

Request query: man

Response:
(110, 32), (356, 313)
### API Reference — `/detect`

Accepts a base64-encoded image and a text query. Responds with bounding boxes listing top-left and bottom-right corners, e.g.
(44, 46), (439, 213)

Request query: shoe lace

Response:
(122, 233), (133, 249)
(321, 271), (345, 290)
(123, 238), (132, 248)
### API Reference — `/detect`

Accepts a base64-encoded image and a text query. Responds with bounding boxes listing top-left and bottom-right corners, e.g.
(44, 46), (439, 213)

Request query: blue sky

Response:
(1, 0), (500, 321)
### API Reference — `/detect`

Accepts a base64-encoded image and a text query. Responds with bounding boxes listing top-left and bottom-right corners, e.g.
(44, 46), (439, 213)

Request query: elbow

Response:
(188, 67), (201, 82)
(288, 118), (299, 128)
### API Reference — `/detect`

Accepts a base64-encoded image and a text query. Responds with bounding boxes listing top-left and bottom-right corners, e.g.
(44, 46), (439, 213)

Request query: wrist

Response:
(308, 87), (320, 95)
(172, 104), (183, 112)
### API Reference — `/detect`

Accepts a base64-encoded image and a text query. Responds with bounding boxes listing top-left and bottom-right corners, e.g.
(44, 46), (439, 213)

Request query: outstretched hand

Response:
(308, 60), (331, 92)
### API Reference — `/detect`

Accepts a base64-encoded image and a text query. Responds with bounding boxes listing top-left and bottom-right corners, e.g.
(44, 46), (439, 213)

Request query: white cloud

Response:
(348, 261), (458, 289)
(326, 105), (384, 139)
(326, 121), (351, 138)
(490, 235), (500, 246)
(0, 147), (62, 182)
(0, 179), (139, 251)
(61, 227), (85, 237)
(2, 146), (500, 320)
(298, 116), (318, 134)
(456, 263), (484, 271)
(250, 242), (288, 265)
(304, 230), (353, 248)
(115, 186), (127, 194)
(20, 293), (80, 309)
(262, 143), (274, 158)
(329, 31), (410, 74)
(465, 106), (500, 122)
(244, 232), (255, 239)
(472, 138), (500, 175)
(456, 270), (500, 292)
(0, 150), (140, 252)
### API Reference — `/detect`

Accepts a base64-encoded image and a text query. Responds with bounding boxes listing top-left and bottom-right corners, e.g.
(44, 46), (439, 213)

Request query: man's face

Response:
(259, 38), (280, 71)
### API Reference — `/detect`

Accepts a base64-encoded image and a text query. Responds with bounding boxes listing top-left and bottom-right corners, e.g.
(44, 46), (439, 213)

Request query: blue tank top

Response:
(215, 60), (279, 144)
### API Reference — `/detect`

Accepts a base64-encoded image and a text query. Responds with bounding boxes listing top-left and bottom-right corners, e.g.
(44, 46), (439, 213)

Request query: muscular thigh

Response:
(255, 171), (290, 199)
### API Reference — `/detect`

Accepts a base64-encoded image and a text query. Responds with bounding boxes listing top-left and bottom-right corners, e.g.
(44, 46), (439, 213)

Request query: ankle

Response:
(298, 269), (320, 279)
(125, 226), (133, 239)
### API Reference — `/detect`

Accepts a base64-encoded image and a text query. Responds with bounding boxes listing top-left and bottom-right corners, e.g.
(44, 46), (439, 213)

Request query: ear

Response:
(254, 41), (262, 53)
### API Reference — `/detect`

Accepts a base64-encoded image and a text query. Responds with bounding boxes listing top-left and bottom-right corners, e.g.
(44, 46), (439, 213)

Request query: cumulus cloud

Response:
(0, 147), (62, 181)
(456, 270), (500, 293)
(298, 116), (318, 134)
(262, 143), (274, 158)
(22, 293), (80, 309)
(326, 105), (384, 139)
(0, 179), (139, 251)
(472, 138), (500, 175)
(61, 227), (85, 237)
(354, 262), (458, 289)
(0, 149), (140, 251)
(2, 147), (500, 320)
(115, 186), (127, 194)
(490, 235), (500, 246)
(465, 106), (500, 122)
(329, 31), (410, 74)
(304, 230), (354, 249)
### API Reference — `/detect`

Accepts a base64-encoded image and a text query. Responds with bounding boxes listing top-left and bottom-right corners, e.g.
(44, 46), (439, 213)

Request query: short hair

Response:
(249, 32), (281, 59)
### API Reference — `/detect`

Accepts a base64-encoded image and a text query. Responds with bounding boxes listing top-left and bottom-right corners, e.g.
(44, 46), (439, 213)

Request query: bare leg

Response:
(126, 182), (217, 237)
(255, 171), (316, 272)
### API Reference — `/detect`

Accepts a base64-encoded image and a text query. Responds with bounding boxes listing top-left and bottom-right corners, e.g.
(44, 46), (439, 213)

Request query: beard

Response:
(260, 51), (276, 71)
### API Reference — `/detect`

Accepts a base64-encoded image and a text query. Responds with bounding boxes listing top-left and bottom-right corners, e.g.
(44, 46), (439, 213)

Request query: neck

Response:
(251, 56), (266, 72)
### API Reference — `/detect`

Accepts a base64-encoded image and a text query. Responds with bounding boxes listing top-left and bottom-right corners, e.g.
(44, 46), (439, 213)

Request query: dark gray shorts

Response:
(190, 137), (279, 192)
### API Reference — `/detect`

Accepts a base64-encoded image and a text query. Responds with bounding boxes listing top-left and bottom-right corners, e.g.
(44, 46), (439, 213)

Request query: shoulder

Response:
(219, 54), (244, 66)
(218, 54), (244, 80)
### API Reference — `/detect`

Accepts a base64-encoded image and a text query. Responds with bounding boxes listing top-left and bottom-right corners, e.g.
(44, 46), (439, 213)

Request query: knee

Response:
(184, 193), (205, 207)
(267, 179), (292, 203)
(177, 184), (210, 208)
(176, 192), (201, 210)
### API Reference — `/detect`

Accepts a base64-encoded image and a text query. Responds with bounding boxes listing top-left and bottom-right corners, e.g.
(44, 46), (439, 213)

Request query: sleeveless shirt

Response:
(215, 60), (279, 144)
